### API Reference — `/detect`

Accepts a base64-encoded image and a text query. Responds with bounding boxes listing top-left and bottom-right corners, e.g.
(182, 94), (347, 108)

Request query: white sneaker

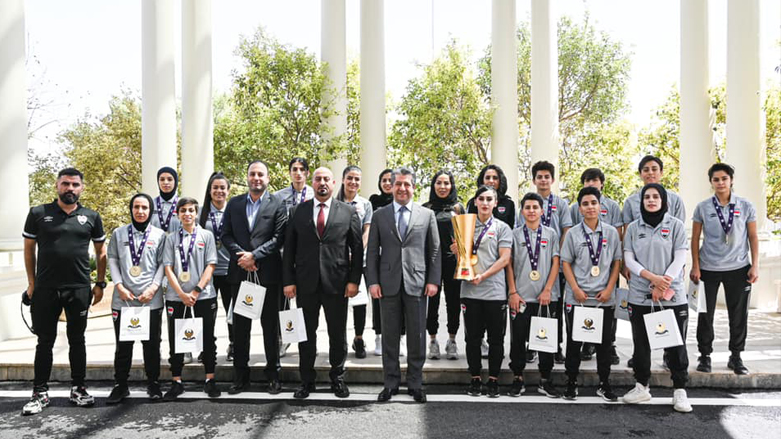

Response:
(480, 338), (489, 358)
(622, 382), (652, 404)
(374, 335), (382, 356)
(21, 391), (49, 416)
(182, 352), (193, 364)
(428, 339), (441, 359)
(279, 342), (290, 358)
(400, 336), (407, 357)
(445, 339), (459, 360)
(673, 389), (693, 413)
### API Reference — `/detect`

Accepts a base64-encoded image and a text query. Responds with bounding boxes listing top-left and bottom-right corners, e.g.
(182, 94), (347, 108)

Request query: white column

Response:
(360, 0), (386, 196)
(679, 0), (714, 219)
(726, 0), (767, 230)
(530, 0), (558, 189)
(181, 0), (214, 198)
(0, 0), (29, 251)
(491, 0), (519, 201)
(322, 0), (348, 174)
(142, 0), (177, 196)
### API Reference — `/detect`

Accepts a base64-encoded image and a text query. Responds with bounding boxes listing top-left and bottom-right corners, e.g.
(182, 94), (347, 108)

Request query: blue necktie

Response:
(398, 205), (408, 239)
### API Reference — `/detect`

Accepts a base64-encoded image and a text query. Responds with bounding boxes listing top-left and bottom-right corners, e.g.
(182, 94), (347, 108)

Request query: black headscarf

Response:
(427, 170), (459, 211)
(475, 164), (510, 199)
(157, 166), (178, 201)
(369, 168), (393, 210)
(640, 183), (668, 228)
(129, 193), (155, 232)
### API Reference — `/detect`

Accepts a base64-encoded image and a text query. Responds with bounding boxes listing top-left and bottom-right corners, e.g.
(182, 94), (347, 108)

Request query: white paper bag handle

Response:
(537, 304), (552, 318)
(181, 305), (196, 321)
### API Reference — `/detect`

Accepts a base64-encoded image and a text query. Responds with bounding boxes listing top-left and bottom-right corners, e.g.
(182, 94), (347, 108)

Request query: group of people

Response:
(20, 153), (759, 415)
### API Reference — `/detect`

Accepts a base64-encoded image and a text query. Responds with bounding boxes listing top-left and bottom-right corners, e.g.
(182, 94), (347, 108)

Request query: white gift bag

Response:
(614, 288), (631, 321)
(279, 298), (307, 344)
(572, 305), (604, 344)
(174, 307), (203, 354)
(643, 302), (684, 350)
(348, 278), (369, 308)
(688, 280), (706, 314)
(528, 305), (558, 353)
(234, 272), (266, 320)
(119, 305), (151, 342)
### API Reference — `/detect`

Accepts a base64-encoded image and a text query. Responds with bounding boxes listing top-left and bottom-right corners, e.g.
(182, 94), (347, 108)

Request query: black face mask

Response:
(58, 192), (79, 205)
(130, 194), (155, 232)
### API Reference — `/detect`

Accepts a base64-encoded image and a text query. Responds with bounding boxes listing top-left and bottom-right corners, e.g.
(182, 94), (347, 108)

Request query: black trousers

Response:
(697, 265), (752, 356)
(462, 298), (506, 377)
(298, 287), (349, 384)
(509, 302), (556, 379)
(166, 298), (217, 377)
(629, 303), (689, 388)
(112, 307), (163, 385)
(556, 274), (565, 348)
(428, 256), (461, 336)
(565, 305), (614, 383)
(352, 272), (368, 337)
(213, 274), (232, 343)
(31, 287), (91, 391)
(231, 282), (281, 383)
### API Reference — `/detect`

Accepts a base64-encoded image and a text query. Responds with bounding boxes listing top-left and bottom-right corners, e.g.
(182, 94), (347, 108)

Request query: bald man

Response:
(283, 167), (364, 399)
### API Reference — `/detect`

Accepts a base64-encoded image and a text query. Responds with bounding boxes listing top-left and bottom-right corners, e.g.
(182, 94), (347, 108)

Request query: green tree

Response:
(763, 85), (781, 221)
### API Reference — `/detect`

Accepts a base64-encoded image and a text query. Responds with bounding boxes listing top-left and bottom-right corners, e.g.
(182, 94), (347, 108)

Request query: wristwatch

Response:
(194, 285), (203, 293)
(95, 281), (107, 289)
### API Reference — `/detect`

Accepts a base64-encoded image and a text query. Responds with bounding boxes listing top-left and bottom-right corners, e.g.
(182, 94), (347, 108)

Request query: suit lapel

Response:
(305, 201), (319, 238)
(251, 192), (271, 231)
(239, 195), (251, 232)
(321, 200), (338, 240)
(403, 202), (419, 243)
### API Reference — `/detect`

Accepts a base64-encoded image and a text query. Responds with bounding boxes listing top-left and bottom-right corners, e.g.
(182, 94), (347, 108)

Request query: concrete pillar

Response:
(142, 0), (177, 196)
(0, 0), (29, 251)
(726, 0), (767, 230)
(530, 0), (559, 189)
(491, 0), (519, 201)
(322, 0), (348, 174)
(181, 0), (214, 198)
(680, 0), (714, 219)
(359, 0), (386, 196)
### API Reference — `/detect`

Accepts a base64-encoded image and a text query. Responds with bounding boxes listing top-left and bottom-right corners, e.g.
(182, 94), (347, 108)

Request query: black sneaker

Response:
(554, 350), (566, 364)
(198, 352), (204, 364)
(467, 378), (482, 396)
(526, 350), (537, 363)
(352, 338), (367, 359)
(627, 357), (635, 368)
(696, 355), (712, 373)
(163, 381), (185, 401)
(610, 345), (620, 365)
(537, 380), (561, 398)
(563, 381), (578, 401)
(204, 379), (221, 398)
(147, 381), (163, 401)
(728, 355), (749, 375)
(596, 381), (618, 402)
(507, 378), (526, 397)
(580, 343), (595, 360)
(21, 391), (50, 416)
(69, 386), (95, 407)
(106, 383), (130, 405)
(486, 379), (500, 398)
(662, 351), (670, 371)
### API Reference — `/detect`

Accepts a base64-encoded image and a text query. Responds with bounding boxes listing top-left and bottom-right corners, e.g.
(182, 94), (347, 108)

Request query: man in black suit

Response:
(221, 160), (287, 395)
(283, 167), (363, 399)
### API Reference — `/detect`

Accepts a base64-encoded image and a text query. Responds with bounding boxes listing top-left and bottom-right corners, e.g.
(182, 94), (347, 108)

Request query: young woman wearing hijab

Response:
(422, 170), (465, 360)
(622, 183), (692, 413)
(367, 168), (396, 356)
(200, 172), (233, 362)
(151, 167), (180, 234)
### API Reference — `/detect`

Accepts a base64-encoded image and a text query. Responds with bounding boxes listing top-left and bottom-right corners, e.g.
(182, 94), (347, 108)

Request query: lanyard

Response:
(541, 195), (554, 227)
(127, 225), (151, 267)
(472, 217), (494, 256)
(178, 227), (198, 273)
(209, 211), (223, 239)
(156, 196), (177, 231)
(522, 225), (542, 272)
(711, 196), (735, 236)
(292, 185), (307, 205)
(582, 223), (604, 268)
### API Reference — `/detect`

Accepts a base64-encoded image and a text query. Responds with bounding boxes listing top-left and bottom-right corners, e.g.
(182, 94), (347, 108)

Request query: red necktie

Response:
(317, 203), (326, 238)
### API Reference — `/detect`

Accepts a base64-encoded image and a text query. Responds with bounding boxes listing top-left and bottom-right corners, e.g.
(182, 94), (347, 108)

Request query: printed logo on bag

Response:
(112, 311), (118, 321)
(654, 323), (669, 336)
(183, 329), (196, 340)
(692, 289), (698, 299)
(285, 320), (295, 332)
(129, 317), (141, 329)
(167, 306), (174, 316)
(660, 228), (671, 238)
(497, 206), (506, 214)
(582, 318), (596, 331)
(620, 299), (628, 310)
(535, 328), (548, 340)
(540, 239), (548, 248)
(242, 295), (254, 306)
(77, 215), (87, 225)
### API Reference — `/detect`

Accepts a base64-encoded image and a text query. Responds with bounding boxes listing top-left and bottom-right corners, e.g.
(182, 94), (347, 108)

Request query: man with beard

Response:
(21, 168), (107, 416)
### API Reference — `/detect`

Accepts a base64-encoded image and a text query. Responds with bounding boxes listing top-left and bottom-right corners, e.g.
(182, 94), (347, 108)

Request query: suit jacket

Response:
(365, 201), (441, 296)
(282, 198), (363, 295)
(221, 192), (286, 286)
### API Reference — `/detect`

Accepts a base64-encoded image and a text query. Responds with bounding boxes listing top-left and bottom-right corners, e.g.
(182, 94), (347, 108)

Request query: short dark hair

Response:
(580, 168), (605, 185)
(391, 167), (416, 186)
(707, 162), (735, 180)
(57, 167), (84, 181)
(289, 157), (309, 171)
(474, 184), (498, 200)
(638, 155), (664, 173)
(531, 161), (556, 180)
(520, 192), (544, 209)
(577, 186), (602, 204)
(247, 160), (269, 173)
(176, 197), (199, 212)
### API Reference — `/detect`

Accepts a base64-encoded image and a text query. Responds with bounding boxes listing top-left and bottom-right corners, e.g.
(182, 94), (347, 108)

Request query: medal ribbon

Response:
(209, 211), (224, 243)
(541, 195), (554, 227)
(711, 196), (735, 237)
(472, 217), (494, 256)
(178, 227), (198, 274)
(582, 223), (604, 268)
(156, 196), (178, 232)
(127, 225), (151, 267)
(292, 185), (307, 206)
(523, 225), (542, 272)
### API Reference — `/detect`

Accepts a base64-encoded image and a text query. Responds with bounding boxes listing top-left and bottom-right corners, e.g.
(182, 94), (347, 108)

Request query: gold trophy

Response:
(452, 213), (477, 280)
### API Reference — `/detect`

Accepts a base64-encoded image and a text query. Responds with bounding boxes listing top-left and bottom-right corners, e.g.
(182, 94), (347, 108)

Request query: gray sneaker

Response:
(279, 342), (291, 358)
(445, 339), (459, 360)
(428, 339), (441, 359)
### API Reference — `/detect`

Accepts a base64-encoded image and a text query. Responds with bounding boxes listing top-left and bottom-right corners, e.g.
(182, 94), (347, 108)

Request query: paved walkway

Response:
(1, 294), (780, 388)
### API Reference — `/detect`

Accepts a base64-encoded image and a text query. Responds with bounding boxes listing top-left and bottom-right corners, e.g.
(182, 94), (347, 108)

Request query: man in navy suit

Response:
(221, 160), (287, 395)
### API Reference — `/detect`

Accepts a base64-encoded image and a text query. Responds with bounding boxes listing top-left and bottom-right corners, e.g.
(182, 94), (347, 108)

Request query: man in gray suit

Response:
(366, 167), (441, 403)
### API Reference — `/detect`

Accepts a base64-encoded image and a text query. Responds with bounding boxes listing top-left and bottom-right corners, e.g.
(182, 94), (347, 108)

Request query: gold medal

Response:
(179, 271), (191, 283)
(590, 265), (600, 277)
(470, 254), (479, 266)
(129, 265), (142, 277)
(529, 270), (541, 281)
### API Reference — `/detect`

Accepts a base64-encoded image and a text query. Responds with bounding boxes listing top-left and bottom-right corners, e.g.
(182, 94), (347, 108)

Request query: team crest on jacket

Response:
(167, 306), (174, 316)
(600, 209), (608, 216)
(77, 215), (87, 225)
(497, 206), (506, 214)
(540, 239), (548, 248)
(112, 311), (118, 321)
(660, 228), (671, 238)
(734, 209), (741, 217)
